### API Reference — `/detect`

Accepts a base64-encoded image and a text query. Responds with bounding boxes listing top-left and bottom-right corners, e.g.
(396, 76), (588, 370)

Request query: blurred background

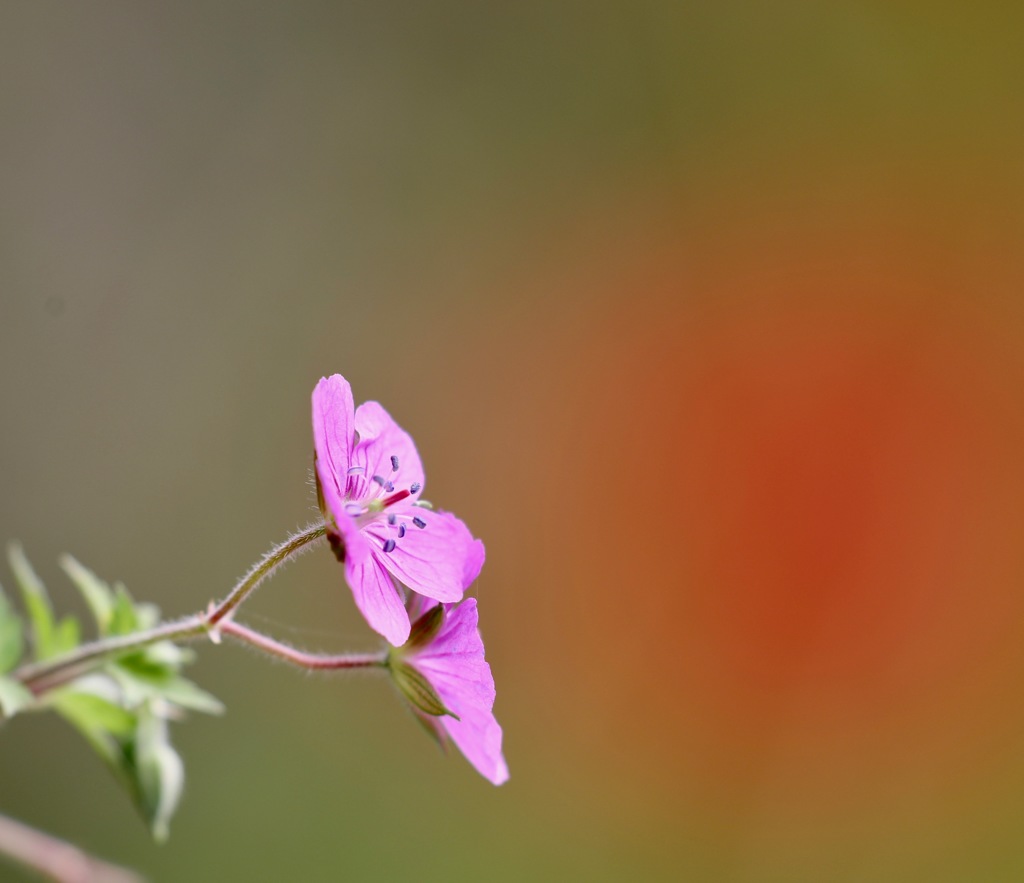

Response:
(2, 2), (1024, 880)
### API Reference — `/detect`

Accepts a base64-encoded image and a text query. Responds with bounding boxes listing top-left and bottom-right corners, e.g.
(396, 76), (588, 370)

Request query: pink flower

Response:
(312, 374), (485, 646)
(390, 598), (508, 785)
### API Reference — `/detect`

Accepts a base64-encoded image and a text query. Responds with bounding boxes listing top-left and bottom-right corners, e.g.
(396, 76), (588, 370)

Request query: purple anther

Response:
(347, 466), (365, 475)
(390, 455), (399, 472)
(410, 482), (421, 494)
(388, 513), (397, 525)
(385, 481), (395, 492)
(372, 474), (386, 487)
(413, 516), (427, 529)
(382, 538), (396, 553)
(398, 524), (406, 538)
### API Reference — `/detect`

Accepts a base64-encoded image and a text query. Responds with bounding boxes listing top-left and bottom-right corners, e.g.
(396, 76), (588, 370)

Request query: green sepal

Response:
(411, 708), (450, 753)
(0, 586), (24, 674)
(0, 676), (35, 718)
(406, 604), (445, 651)
(389, 660), (458, 719)
(314, 454), (328, 522)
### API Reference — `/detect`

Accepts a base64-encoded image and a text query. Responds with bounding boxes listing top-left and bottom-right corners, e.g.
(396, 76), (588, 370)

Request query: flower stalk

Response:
(219, 619), (385, 670)
(13, 522), (332, 695)
(206, 521), (328, 627)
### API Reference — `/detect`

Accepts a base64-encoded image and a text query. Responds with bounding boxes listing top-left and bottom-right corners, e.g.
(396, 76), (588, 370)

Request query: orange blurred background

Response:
(2, 3), (1024, 880)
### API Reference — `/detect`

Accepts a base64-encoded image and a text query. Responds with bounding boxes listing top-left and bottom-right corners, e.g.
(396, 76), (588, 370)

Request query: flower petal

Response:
(347, 401), (425, 503)
(412, 599), (508, 785)
(440, 705), (509, 786)
(344, 554), (410, 646)
(312, 375), (355, 501)
(367, 509), (481, 603)
(462, 537), (486, 588)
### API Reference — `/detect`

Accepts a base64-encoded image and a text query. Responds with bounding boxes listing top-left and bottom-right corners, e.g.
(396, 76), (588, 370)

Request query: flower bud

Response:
(387, 657), (458, 719)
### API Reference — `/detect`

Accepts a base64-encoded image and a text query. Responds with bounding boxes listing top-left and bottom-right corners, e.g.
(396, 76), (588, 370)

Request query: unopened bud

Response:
(388, 659), (458, 719)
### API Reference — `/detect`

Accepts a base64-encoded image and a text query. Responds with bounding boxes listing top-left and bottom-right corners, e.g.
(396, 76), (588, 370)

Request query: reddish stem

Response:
(220, 619), (386, 670)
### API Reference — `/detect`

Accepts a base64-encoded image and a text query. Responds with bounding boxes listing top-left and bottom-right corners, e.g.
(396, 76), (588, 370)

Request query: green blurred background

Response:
(3, 2), (1024, 881)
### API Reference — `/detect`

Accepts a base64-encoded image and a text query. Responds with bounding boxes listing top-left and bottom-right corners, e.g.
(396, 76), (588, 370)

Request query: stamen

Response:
(385, 480), (395, 492)
(410, 482), (421, 494)
(388, 513), (397, 525)
(382, 539), (396, 553)
(413, 517), (427, 529)
(345, 503), (365, 517)
(347, 466), (364, 475)
(372, 474), (386, 487)
(398, 524), (406, 538)
(391, 455), (399, 472)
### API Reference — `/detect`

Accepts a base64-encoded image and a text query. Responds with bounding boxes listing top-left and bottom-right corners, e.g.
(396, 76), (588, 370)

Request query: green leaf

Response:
(51, 615), (80, 657)
(8, 543), (56, 659)
(0, 586), (24, 674)
(132, 599), (161, 630)
(135, 703), (184, 842)
(60, 555), (115, 633)
(140, 640), (194, 669)
(54, 688), (133, 777)
(108, 586), (140, 636)
(389, 660), (458, 719)
(109, 661), (216, 706)
(158, 678), (224, 716)
(54, 689), (136, 738)
(108, 665), (167, 707)
(0, 676), (35, 718)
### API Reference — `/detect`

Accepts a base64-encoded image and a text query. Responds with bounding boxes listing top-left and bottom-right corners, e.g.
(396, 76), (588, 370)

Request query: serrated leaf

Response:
(60, 555), (115, 633)
(0, 586), (24, 674)
(0, 676), (35, 718)
(135, 704), (184, 842)
(8, 543), (56, 659)
(389, 660), (457, 718)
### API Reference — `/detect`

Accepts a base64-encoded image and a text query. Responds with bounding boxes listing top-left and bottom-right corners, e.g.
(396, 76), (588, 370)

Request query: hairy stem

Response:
(207, 521), (327, 627)
(13, 522), (328, 693)
(0, 812), (143, 883)
(14, 615), (208, 694)
(220, 619), (386, 670)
